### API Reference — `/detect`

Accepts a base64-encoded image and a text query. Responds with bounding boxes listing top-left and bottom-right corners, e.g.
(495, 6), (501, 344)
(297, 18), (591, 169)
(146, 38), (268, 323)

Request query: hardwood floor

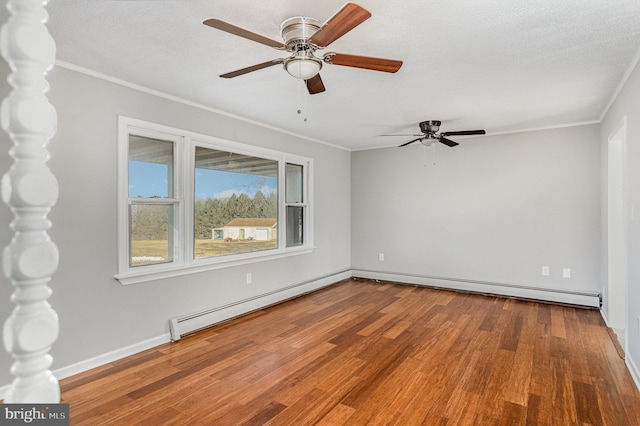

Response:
(60, 279), (640, 425)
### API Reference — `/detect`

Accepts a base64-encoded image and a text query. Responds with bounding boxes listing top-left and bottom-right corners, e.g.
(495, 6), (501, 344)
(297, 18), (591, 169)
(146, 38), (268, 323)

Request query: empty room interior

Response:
(1, 0), (640, 424)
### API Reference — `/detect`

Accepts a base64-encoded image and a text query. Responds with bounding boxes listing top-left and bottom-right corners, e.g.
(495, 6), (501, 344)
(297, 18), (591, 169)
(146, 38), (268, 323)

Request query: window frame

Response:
(116, 116), (314, 285)
(284, 163), (308, 247)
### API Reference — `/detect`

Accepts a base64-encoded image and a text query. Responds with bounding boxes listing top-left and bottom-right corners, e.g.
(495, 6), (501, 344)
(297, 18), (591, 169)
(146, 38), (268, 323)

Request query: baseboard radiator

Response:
(169, 270), (351, 341)
(352, 269), (601, 308)
(170, 268), (599, 341)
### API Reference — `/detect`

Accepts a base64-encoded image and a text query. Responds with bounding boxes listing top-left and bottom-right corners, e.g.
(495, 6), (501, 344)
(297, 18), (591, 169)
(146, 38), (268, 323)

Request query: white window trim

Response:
(116, 116), (314, 285)
(283, 162), (311, 248)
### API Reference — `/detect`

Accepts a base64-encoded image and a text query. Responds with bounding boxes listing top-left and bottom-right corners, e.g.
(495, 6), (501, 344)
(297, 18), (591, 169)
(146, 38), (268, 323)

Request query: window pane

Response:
(129, 135), (174, 198)
(285, 163), (303, 203)
(194, 146), (278, 259)
(129, 204), (174, 266)
(286, 206), (304, 247)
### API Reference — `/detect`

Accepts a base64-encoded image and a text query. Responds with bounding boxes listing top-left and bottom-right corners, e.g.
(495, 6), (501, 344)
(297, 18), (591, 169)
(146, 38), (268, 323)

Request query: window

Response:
(117, 117), (313, 284)
(128, 135), (179, 267)
(285, 163), (305, 247)
(194, 146), (279, 258)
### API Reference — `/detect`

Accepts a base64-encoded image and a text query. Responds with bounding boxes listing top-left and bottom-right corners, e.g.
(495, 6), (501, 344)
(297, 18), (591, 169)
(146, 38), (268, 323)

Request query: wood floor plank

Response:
(593, 377), (631, 426)
(268, 387), (336, 425)
(126, 341), (254, 400)
(525, 393), (544, 426)
(478, 299), (503, 332)
(573, 380), (604, 426)
(550, 304), (568, 338)
(477, 348), (517, 419)
(447, 391), (483, 424)
(622, 393), (640, 426)
(56, 279), (640, 425)
(382, 319), (413, 339)
(232, 342), (337, 406)
(315, 403), (355, 425)
(500, 310), (524, 352)
(314, 354), (365, 393)
(537, 302), (552, 326)
(551, 357), (579, 424)
(340, 334), (414, 409)
(499, 401), (527, 425)
(170, 380), (245, 418)
(503, 343), (534, 406)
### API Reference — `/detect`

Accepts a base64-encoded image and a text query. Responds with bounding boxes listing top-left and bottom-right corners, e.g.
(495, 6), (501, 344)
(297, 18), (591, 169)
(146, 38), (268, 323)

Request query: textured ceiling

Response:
(29, 1), (640, 149)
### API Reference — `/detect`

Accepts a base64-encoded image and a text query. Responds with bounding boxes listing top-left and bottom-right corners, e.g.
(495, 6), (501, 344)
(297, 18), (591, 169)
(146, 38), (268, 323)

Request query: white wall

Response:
(600, 57), (640, 383)
(351, 125), (601, 298)
(0, 64), (351, 386)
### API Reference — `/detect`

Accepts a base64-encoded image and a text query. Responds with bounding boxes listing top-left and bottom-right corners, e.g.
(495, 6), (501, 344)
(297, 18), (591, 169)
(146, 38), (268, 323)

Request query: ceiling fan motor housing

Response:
(280, 17), (321, 49)
(419, 120), (441, 134)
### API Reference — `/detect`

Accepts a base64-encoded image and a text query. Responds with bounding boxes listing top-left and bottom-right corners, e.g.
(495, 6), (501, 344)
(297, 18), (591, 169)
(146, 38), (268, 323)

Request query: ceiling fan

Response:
(203, 2), (403, 95)
(396, 121), (486, 147)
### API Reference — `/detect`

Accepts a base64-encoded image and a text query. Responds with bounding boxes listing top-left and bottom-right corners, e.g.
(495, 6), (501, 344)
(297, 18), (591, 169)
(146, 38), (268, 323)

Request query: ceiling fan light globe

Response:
(285, 58), (321, 80)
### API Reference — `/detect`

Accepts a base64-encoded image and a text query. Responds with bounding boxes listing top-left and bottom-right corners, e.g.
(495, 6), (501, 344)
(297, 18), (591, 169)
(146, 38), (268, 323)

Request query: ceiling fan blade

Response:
(441, 129), (486, 136)
(203, 19), (287, 50)
(399, 138), (422, 147)
(309, 2), (371, 48)
(305, 74), (326, 95)
(323, 53), (403, 73)
(438, 137), (459, 147)
(220, 59), (284, 78)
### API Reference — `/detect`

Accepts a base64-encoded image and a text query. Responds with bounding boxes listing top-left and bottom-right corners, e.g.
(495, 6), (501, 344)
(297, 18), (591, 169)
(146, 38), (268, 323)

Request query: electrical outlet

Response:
(637, 316), (640, 335)
(542, 266), (550, 276)
(379, 253), (384, 261)
(246, 272), (252, 284)
(562, 268), (571, 279)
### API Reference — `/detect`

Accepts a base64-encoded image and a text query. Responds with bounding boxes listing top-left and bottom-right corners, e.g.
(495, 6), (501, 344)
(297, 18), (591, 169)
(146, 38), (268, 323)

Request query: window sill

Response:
(115, 246), (315, 285)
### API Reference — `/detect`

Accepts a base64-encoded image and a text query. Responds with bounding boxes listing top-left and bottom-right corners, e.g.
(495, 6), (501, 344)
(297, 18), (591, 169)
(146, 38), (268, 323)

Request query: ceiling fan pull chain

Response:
(432, 142), (437, 165)
(296, 80), (310, 122)
(296, 80), (304, 120)
(304, 84), (309, 122)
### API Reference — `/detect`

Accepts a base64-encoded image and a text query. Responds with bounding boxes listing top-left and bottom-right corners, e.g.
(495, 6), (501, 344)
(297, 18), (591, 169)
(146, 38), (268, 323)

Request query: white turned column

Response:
(1, 0), (60, 402)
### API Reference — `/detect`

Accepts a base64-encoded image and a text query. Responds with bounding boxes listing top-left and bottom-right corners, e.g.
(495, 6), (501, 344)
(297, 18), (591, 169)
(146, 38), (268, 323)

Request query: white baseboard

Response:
(627, 353), (640, 392)
(603, 309), (638, 392)
(352, 269), (601, 308)
(601, 309), (612, 327)
(1, 333), (171, 400)
(170, 269), (351, 340)
(53, 333), (171, 380)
